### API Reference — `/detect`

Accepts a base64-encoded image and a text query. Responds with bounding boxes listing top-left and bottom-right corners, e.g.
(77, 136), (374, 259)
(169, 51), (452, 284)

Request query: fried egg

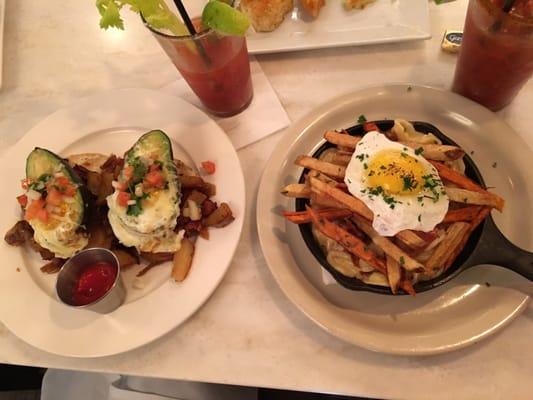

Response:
(344, 131), (448, 236)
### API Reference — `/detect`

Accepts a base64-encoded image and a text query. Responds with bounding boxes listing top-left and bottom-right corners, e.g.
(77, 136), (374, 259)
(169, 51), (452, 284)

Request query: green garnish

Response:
(95, 0), (249, 37)
(402, 175), (417, 191)
(399, 256), (405, 266)
(202, 0), (250, 36)
(357, 114), (367, 124)
(415, 147), (424, 156)
(96, 0), (188, 36)
(129, 157), (148, 182)
(29, 174), (52, 192)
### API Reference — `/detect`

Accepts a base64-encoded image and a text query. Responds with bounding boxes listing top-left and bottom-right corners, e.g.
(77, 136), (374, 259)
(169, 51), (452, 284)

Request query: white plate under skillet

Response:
(0, 89), (245, 357)
(257, 84), (532, 355)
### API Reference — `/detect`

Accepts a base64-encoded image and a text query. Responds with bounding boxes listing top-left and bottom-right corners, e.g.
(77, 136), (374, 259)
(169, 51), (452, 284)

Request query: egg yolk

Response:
(365, 150), (426, 195)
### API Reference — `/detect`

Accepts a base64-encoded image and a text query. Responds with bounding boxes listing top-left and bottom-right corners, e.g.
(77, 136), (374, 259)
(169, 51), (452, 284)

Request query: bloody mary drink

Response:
(452, 0), (533, 111)
(147, 22), (253, 117)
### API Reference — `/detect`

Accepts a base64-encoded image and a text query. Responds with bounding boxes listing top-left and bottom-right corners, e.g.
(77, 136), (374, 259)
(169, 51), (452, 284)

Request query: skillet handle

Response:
(463, 214), (533, 281)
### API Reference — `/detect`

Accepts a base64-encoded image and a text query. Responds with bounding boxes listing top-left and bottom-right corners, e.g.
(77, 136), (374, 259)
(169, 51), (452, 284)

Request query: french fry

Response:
(282, 208), (353, 224)
(295, 155), (346, 179)
(307, 206), (387, 274)
(203, 203), (234, 227)
(323, 131), (360, 148)
(433, 160), (505, 210)
(310, 190), (348, 209)
(40, 258), (65, 274)
(280, 183), (311, 198)
(331, 152), (352, 166)
(425, 222), (470, 270)
(400, 278), (416, 296)
(446, 187), (504, 212)
(310, 177), (373, 219)
(401, 141), (465, 161)
(443, 206), (491, 271)
(443, 206), (482, 223)
(172, 238), (195, 282)
(386, 256), (401, 294)
(396, 230), (427, 249)
(352, 215), (426, 272)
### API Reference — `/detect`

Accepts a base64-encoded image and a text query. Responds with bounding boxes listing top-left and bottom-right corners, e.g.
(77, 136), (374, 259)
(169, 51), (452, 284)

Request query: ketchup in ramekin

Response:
(71, 261), (118, 306)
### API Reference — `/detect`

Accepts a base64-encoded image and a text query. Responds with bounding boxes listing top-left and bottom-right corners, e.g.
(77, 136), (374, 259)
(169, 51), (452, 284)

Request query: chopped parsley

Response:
(402, 175), (417, 191)
(368, 170), (375, 177)
(415, 147), (424, 156)
(399, 256), (405, 266)
(363, 163), (368, 170)
(422, 174), (445, 202)
(356, 154), (365, 162)
(400, 152), (408, 158)
(357, 114), (367, 124)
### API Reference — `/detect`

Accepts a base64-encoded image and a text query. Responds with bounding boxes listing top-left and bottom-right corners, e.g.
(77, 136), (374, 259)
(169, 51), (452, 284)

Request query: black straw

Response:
(172, 0), (211, 66)
(173, 0), (197, 35)
(490, 0), (517, 32)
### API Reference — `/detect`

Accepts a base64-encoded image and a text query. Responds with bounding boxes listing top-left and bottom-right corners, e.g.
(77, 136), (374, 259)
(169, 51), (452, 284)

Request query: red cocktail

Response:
(146, 20), (253, 117)
(452, 0), (533, 111)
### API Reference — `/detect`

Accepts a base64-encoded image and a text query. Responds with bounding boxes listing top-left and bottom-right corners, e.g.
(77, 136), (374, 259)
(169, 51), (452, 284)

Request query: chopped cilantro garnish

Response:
(363, 163), (368, 170)
(399, 256), (405, 265)
(356, 154), (365, 162)
(368, 170), (375, 177)
(415, 147), (424, 156)
(357, 114), (367, 124)
(402, 175), (417, 191)
(129, 156), (148, 182)
(127, 201), (143, 216)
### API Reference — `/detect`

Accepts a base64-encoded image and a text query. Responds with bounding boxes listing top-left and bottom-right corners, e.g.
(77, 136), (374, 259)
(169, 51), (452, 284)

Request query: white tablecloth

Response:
(0, 1), (532, 399)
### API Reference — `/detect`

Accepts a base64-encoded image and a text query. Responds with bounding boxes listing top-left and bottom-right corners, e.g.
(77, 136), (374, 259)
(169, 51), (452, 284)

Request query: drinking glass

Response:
(144, 19), (253, 117)
(451, 0), (533, 111)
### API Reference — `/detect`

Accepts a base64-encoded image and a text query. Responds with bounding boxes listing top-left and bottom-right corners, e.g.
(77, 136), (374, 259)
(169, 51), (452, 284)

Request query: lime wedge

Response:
(202, 0), (250, 36)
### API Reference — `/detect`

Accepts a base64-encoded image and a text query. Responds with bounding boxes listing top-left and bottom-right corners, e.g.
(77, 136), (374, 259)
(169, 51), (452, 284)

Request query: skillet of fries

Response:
(281, 119), (533, 295)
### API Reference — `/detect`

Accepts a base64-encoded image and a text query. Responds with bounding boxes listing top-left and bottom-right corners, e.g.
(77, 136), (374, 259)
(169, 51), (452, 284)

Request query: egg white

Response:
(107, 186), (182, 252)
(344, 131), (449, 236)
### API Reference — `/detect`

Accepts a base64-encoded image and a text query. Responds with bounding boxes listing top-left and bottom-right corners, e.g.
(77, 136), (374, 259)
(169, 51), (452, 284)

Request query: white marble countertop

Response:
(1, 1), (532, 399)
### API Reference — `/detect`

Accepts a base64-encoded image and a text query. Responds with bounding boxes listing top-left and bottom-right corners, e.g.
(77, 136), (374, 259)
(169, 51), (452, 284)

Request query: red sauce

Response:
(71, 261), (117, 306)
(452, 0), (533, 111)
(153, 19), (253, 117)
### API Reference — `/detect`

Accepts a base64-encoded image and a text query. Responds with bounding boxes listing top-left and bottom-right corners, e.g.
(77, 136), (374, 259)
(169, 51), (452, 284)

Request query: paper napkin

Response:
(161, 57), (290, 150)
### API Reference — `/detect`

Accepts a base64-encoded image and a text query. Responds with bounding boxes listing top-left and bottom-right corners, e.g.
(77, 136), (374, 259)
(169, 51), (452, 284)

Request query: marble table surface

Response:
(1, 1), (532, 399)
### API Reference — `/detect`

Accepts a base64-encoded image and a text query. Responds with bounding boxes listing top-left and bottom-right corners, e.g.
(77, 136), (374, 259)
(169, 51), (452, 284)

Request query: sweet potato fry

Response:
(280, 183), (311, 198)
(307, 206), (387, 274)
(172, 238), (195, 282)
(443, 206), (482, 223)
(282, 208), (353, 224)
(400, 279), (416, 296)
(446, 187), (504, 212)
(386, 256), (401, 294)
(351, 215), (425, 272)
(204, 203), (234, 227)
(310, 177), (373, 219)
(323, 131), (360, 148)
(295, 155), (346, 179)
(401, 142), (465, 161)
(431, 161), (485, 192)
(425, 222), (470, 270)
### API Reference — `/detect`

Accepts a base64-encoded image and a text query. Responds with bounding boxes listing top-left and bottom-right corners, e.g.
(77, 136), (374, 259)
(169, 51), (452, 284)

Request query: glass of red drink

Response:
(144, 19), (253, 117)
(452, 0), (533, 111)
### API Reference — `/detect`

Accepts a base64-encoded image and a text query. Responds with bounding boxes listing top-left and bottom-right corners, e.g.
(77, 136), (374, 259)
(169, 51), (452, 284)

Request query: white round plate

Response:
(0, 89), (245, 357)
(257, 84), (532, 355)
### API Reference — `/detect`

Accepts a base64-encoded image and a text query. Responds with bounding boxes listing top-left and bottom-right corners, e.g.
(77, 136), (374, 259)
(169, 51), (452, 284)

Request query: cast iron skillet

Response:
(296, 120), (533, 295)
